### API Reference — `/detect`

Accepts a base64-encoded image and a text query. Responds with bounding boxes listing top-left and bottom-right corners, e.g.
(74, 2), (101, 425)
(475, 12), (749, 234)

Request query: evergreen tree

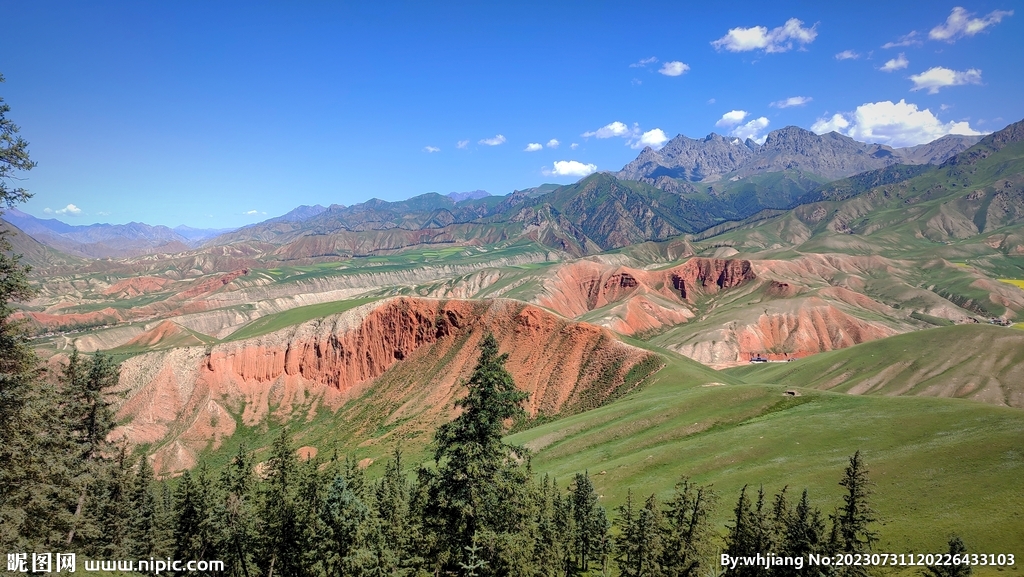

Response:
(660, 477), (718, 577)
(62, 349), (121, 548)
(256, 430), (305, 577)
(570, 471), (609, 572)
(831, 451), (877, 555)
(316, 475), (370, 576)
(217, 445), (255, 577)
(616, 492), (664, 577)
(925, 536), (971, 577)
(724, 486), (773, 577)
(425, 332), (531, 574)
(173, 467), (218, 574)
(781, 489), (826, 574)
(129, 456), (159, 558)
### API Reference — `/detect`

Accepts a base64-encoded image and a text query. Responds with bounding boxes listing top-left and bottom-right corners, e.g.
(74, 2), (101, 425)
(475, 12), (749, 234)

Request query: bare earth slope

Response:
(111, 297), (659, 473)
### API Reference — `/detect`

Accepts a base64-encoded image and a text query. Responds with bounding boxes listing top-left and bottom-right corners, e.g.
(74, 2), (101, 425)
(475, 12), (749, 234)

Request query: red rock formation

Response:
(671, 258), (756, 300)
(535, 257), (755, 334)
(101, 276), (173, 298)
(113, 297), (659, 473)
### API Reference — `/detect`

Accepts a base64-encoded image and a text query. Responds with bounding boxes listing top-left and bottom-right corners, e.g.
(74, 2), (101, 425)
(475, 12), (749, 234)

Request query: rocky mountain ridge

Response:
(617, 126), (982, 185)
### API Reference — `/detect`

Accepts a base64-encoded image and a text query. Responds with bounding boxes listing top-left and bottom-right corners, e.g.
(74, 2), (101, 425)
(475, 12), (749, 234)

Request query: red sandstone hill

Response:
(110, 297), (659, 474)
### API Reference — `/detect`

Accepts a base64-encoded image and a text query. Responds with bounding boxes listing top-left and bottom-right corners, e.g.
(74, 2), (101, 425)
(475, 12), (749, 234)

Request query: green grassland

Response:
(722, 324), (1024, 406)
(225, 297), (380, 341)
(507, 353), (1024, 561)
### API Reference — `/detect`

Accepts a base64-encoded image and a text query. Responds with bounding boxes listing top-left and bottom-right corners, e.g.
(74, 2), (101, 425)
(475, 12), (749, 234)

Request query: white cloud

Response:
(658, 61), (690, 76)
(711, 18), (817, 53)
(909, 67), (982, 94)
(730, 117), (770, 143)
(929, 7), (1013, 43)
(423, 146), (440, 153)
(524, 143), (543, 152)
(543, 160), (598, 178)
(96, 211), (110, 216)
(49, 204), (82, 216)
(456, 139), (469, 149)
(715, 110), (749, 127)
(707, 98), (716, 104)
(630, 57), (658, 68)
(546, 139), (560, 148)
(882, 31), (922, 49)
(479, 134), (506, 146)
(570, 143), (579, 150)
(880, 53), (909, 72)
(770, 96), (812, 108)
(631, 128), (669, 150)
(244, 210), (259, 215)
(810, 113), (851, 134)
(810, 99), (983, 147)
(835, 50), (860, 60)
(582, 121), (635, 139)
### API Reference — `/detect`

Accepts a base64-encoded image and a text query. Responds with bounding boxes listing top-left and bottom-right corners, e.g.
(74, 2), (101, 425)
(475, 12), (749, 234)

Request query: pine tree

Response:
(256, 430), (305, 577)
(660, 477), (718, 577)
(129, 456), (158, 558)
(781, 489), (826, 573)
(724, 485), (773, 577)
(925, 536), (971, 577)
(217, 445), (255, 577)
(570, 471), (608, 572)
(426, 332), (531, 574)
(62, 349), (121, 548)
(831, 451), (877, 554)
(173, 467), (218, 573)
(316, 475), (370, 576)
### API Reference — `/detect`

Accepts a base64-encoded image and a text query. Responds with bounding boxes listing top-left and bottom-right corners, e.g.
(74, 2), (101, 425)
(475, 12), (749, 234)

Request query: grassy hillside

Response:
(723, 324), (1024, 407)
(507, 353), (1024, 560)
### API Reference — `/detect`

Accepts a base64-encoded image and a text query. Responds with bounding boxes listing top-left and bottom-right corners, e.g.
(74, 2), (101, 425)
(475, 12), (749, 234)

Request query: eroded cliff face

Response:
(534, 257), (756, 335)
(112, 297), (658, 474)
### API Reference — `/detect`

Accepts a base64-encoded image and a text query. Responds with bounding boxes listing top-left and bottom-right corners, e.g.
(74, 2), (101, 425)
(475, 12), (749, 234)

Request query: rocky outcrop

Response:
(617, 126), (988, 186)
(111, 297), (659, 473)
(534, 257), (755, 335)
(671, 258), (755, 300)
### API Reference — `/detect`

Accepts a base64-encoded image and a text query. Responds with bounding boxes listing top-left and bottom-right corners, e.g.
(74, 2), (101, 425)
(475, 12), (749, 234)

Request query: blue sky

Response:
(2, 1), (1021, 228)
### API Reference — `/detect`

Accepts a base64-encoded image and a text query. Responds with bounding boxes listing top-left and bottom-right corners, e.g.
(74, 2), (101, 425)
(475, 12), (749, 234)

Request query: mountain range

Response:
(0, 126), (991, 261)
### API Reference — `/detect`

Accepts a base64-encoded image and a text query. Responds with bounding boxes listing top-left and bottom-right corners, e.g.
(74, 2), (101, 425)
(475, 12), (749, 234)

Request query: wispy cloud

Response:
(880, 53), (909, 72)
(456, 140), (469, 149)
(882, 31), (922, 49)
(479, 134), (506, 146)
(44, 204), (82, 216)
(658, 61), (690, 76)
(630, 56), (658, 68)
(835, 50), (860, 60)
(570, 143), (579, 150)
(910, 67), (982, 94)
(543, 160), (598, 178)
(524, 143), (543, 152)
(423, 146), (440, 153)
(712, 18), (817, 53)
(770, 96), (812, 108)
(929, 7), (1013, 43)
(546, 139), (560, 149)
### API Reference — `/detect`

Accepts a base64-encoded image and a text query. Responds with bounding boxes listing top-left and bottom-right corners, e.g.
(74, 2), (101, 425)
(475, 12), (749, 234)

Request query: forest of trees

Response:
(0, 74), (971, 576)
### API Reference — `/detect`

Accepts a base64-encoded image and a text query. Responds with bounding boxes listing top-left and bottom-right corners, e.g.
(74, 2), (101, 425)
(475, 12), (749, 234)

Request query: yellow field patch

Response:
(998, 278), (1024, 288)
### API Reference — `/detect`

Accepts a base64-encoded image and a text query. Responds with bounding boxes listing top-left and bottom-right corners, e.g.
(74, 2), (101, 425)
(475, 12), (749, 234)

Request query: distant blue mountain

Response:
(446, 190), (490, 202)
